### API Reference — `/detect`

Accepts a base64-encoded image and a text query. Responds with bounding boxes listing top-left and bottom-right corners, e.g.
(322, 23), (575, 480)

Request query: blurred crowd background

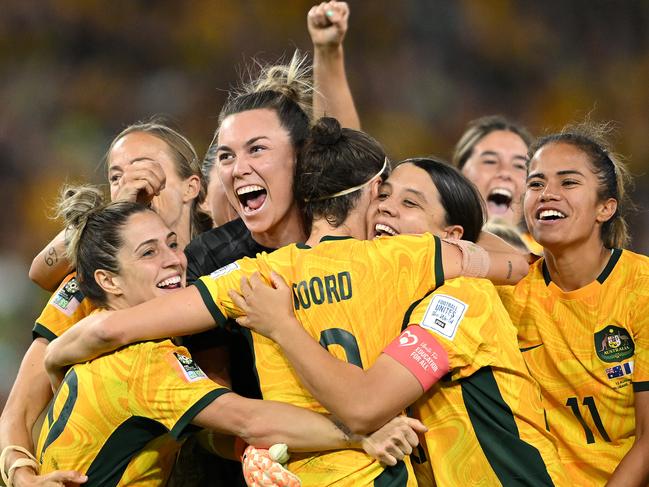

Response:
(2, 0), (649, 406)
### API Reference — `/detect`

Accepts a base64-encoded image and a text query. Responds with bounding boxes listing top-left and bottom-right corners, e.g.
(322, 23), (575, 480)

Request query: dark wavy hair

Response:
(295, 117), (388, 232)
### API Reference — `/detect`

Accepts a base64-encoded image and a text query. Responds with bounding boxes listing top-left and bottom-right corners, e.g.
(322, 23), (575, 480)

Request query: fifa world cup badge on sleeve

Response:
(173, 352), (208, 382)
(52, 278), (84, 316)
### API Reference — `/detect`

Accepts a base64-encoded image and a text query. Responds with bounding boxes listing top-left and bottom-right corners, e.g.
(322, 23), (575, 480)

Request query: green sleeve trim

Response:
(633, 381), (649, 392)
(401, 290), (434, 332)
(193, 280), (228, 328)
(170, 388), (231, 439)
(84, 416), (168, 486)
(32, 323), (58, 343)
(433, 235), (445, 288)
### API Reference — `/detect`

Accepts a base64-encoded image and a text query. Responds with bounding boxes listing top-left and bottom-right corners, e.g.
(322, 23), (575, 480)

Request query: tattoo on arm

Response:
(329, 415), (353, 441)
(44, 246), (58, 267)
(507, 260), (512, 280)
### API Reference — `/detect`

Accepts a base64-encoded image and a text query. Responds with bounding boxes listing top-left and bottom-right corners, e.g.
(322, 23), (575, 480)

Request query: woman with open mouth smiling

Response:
(499, 122), (649, 486)
(43, 118), (529, 486)
(453, 115), (531, 226)
(0, 122), (214, 487)
(453, 115), (545, 254)
(18, 192), (418, 486)
(229, 157), (569, 486)
(182, 3), (363, 404)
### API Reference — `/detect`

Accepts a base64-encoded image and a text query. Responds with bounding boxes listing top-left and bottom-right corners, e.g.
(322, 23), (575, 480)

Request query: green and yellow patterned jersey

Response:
(499, 249), (649, 485)
(36, 324), (229, 486)
(196, 234), (445, 486)
(406, 278), (567, 486)
(33, 272), (96, 341)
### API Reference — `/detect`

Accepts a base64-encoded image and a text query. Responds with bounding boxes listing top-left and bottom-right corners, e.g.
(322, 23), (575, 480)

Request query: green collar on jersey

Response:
(295, 235), (354, 249)
(542, 248), (623, 286)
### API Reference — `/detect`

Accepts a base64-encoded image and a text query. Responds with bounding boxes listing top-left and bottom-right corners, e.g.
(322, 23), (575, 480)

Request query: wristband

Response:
(443, 239), (490, 278)
(0, 446), (40, 487)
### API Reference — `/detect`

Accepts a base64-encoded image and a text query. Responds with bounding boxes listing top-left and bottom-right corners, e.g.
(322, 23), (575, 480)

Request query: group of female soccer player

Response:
(1, 1), (648, 486)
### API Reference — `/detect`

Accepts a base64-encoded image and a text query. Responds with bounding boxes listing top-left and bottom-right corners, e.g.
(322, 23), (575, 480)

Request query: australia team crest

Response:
(594, 325), (634, 363)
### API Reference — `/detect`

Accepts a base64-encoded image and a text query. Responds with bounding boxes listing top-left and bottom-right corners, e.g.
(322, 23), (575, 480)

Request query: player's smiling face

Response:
(461, 130), (528, 225)
(111, 211), (187, 308)
(524, 142), (617, 250)
(369, 163), (449, 238)
(216, 108), (298, 237)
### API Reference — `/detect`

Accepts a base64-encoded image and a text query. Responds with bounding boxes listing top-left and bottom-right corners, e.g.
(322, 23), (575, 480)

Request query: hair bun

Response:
(311, 117), (342, 146)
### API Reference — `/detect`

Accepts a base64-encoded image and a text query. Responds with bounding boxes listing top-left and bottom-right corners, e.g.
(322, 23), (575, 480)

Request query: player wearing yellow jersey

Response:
(1, 186), (106, 487)
(498, 123), (649, 486)
(3, 119), (211, 486)
(22, 198), (421, 487)
(33, 273), (96, 343)
(44, 120), (529, 486)
(233, 158), (567, 486)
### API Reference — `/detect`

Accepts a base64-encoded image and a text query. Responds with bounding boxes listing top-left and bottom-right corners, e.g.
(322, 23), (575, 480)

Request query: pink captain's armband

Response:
(383, 325), (450, 392)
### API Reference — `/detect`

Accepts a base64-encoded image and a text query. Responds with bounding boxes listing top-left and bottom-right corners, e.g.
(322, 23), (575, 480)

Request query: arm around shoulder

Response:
(441, 238), (530, 285)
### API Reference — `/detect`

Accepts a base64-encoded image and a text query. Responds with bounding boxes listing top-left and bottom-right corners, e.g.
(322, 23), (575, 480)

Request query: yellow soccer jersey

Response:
(404, 278), (566, 486)
(196, 234), (445, 486)
(499, 249), (649, 485)
(33, 272), (96, 341)
(36, 335), (229, 486)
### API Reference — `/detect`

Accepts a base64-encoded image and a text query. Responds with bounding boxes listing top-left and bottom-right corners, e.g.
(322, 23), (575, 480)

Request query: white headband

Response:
(305, 157), (388, 203)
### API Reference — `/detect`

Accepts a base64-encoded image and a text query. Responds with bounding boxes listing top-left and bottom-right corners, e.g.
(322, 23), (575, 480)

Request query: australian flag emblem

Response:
(606, 361), (633, 379)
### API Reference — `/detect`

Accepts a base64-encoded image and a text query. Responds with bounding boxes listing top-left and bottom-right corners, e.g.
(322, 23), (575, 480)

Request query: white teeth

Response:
(157, 275), (181, 288)
(539, 210), (566, 220)
(236, 185), (265, 196)
(375, 223), (398, 236)
(490, 188), (513, 198)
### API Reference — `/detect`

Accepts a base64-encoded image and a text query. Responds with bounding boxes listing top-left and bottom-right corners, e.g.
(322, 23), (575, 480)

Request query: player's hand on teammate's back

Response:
(361, 416), (427, 467)
(308, 1), (349, 49)
(231, 272), (298, 341)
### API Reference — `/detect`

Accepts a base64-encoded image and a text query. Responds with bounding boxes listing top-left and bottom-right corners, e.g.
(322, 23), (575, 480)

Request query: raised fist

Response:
(308, 1), (349, 48)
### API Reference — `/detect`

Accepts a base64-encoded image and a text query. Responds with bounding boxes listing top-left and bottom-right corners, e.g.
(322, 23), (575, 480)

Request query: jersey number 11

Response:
(565, 396), (611, 444)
